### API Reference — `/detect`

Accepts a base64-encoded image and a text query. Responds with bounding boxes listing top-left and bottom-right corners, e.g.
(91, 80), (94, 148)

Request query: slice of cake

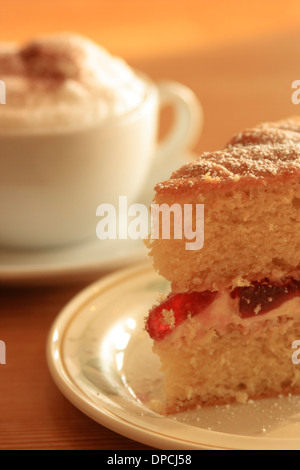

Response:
(145, 116), (300, 414)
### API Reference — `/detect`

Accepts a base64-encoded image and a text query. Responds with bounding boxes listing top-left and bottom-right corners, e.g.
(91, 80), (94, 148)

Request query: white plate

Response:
(0, 151), (193, 285)
(47, 263), (300, 450)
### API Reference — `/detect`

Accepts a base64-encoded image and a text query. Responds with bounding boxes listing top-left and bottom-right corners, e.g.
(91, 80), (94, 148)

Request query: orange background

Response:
(2, 0), (300, 60)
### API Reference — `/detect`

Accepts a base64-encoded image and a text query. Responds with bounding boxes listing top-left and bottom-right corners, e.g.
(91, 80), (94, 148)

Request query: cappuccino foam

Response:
(0, 34), (147, 130)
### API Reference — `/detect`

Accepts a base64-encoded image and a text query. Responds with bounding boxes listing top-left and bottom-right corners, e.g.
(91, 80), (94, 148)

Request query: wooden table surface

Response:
(1, 14), (300, 450)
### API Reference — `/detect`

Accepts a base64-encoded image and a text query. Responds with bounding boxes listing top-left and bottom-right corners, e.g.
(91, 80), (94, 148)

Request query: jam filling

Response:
(146, 291), (217, 341)
(231, 278), (300, 318)
(146, 278), (300, 341)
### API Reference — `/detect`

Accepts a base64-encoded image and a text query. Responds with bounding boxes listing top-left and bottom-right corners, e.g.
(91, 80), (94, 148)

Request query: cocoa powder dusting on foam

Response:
(146, 291), (218, 340)
(0, 35), (148, 128)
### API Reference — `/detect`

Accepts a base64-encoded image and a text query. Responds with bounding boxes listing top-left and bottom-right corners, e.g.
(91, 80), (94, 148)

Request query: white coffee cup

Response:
(0, 73), (202, 249)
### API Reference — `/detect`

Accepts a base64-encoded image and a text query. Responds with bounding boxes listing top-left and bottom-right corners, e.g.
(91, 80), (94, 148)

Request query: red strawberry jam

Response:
(231, 278), (300, 318)
(146, 291), (217, 341)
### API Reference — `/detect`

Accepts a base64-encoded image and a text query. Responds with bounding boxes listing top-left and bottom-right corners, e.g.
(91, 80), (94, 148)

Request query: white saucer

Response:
(47, 263), (300, 450)
(0, 151), (193, 285)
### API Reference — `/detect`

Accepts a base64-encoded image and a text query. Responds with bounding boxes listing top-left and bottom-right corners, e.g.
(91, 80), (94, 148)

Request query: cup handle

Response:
(155, 80), (203, 166)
